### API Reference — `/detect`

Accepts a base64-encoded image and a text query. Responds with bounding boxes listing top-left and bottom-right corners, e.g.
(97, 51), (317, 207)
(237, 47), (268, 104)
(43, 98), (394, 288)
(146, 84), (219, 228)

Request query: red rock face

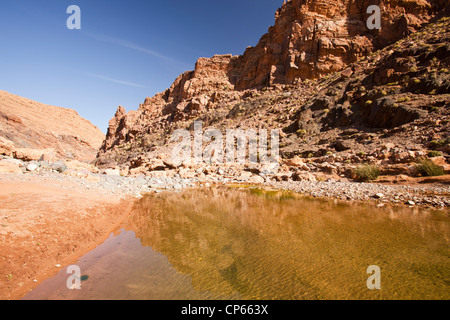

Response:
(232, 0), (440, 88)
(0, 90), (105, 163)
(98, 0), (447, 162)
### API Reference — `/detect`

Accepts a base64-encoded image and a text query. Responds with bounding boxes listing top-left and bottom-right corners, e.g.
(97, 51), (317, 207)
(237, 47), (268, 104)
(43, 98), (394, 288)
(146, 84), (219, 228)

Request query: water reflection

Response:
(126, 187), (449, 300)
(24, 187), (450, 300)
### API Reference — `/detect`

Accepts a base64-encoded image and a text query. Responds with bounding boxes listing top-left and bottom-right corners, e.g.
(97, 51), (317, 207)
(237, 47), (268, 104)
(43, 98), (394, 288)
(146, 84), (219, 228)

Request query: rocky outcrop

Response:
(97, 0), (449, 171)
(156, 0), (445, 96)
(292, 15), (450, 134)
(136, 0), (445, 99)
(0, 90), (105, 163)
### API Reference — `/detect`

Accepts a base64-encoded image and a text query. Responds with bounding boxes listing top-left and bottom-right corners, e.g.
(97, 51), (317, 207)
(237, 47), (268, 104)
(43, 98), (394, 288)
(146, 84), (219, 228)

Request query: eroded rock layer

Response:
(97, 0), (449, 175)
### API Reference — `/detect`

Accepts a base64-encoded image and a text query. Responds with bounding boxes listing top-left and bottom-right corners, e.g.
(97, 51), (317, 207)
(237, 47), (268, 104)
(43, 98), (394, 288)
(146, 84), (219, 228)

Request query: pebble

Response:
(26, 163), (39, 172)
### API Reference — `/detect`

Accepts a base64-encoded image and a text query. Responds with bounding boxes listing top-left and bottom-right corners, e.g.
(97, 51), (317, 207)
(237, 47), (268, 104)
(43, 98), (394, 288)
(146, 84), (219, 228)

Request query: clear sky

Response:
(0, 0), (284, 133)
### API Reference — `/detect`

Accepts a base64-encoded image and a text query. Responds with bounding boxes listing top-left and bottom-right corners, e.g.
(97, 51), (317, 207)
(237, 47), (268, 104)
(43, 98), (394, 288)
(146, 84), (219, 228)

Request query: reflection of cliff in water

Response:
(124, 187), (450, 300)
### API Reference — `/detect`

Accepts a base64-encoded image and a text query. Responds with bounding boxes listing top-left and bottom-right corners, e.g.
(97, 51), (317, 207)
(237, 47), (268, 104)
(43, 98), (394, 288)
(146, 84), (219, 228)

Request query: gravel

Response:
(1, 158), (449, 208)
(265, 180), (450, 208)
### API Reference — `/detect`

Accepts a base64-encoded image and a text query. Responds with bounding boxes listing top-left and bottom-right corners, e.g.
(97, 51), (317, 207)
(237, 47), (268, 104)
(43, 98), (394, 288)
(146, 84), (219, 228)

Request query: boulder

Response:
(381, 143), (395, 151)
(334, 140), (352, 152)
(129, 167), (147, 177)
(0, 137), (15, 156)
(119, 166), (130, 177)
(274, 172), (292, 181)
(51, 160), (67, 173)
(259, 163), (279, 175)
(147, 158), (166, 171)
(340, 68), (353, 79)
(283, 156), (305, 167)
(239, 171), (253, 179)
(26, 163), (39, 172)
(293, 171), (317, 182)
(178, 168), (196, 179)
(248, 175), (265, 184)
(318, 162), (338, 174)
(39, 149), (57, 162)
(13, 148), (44, 161)
(441, 164), (450, 174)
(66, 160), (98, 173)
(430, 156), (446, 166)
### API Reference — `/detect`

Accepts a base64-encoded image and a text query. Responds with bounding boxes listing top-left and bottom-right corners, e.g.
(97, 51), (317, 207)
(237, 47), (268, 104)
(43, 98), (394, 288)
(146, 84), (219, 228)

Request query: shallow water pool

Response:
(23, 187), (450, 300)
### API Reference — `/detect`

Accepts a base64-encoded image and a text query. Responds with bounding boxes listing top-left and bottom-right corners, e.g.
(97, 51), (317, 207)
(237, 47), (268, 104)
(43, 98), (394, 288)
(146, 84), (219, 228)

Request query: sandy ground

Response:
(0, 175), (134, 300)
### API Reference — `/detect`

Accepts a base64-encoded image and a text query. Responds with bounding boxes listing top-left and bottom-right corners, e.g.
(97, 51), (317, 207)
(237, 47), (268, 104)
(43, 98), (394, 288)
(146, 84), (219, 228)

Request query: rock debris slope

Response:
(96, 0), (449, 181)
(0, 90), (104, 163)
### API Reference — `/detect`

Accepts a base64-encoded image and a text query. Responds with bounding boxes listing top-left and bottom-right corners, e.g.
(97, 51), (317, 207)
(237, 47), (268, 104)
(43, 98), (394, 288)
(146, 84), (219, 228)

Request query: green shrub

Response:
(415, 159), (444, 177)
(430, 140), (444, 148)
(427, 150), (442, 157)
(430, 106), (440, 112)
(353, 164), (380, 181)
(397, 96), (411, 103)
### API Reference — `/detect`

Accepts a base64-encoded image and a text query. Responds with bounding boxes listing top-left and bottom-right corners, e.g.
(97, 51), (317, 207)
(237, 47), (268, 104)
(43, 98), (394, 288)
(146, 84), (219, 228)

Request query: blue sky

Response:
(0, 0), (283, 133)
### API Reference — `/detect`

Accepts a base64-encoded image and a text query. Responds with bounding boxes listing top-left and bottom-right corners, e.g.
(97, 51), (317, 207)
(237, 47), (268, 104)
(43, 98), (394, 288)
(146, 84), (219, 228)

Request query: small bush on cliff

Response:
(353, 164), (380, 181)
(427, 150), (442, 157)
(415, 159), (444, 177)
(430, 139), (449, 148)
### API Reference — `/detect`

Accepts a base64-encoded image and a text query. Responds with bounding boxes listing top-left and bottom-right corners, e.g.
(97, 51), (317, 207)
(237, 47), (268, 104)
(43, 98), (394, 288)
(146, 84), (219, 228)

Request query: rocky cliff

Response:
(96, 0), (449, 178)
(0, 90), (105, 163)
(233, 0), (444, 88)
